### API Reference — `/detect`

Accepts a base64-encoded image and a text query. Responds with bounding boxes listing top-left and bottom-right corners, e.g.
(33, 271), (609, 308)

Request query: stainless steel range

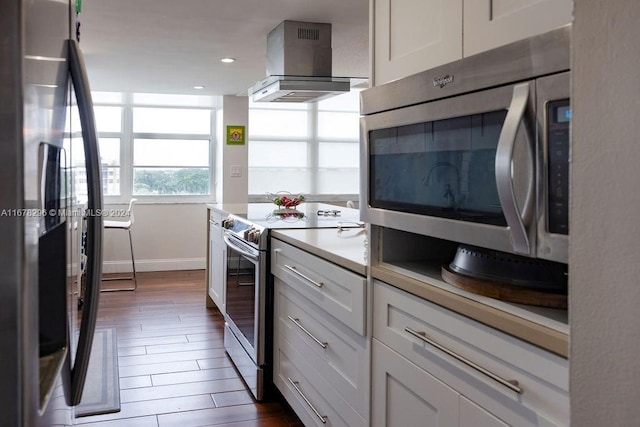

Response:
(219, 203), (362, 400)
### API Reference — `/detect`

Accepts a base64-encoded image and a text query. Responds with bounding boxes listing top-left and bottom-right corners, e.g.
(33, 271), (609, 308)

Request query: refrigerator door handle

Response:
(67, 38), (103, 406)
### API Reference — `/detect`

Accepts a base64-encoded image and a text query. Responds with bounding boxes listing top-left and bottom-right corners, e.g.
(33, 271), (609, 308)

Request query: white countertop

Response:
(270, 227), (368, 276)
(207, 202), (362, 230)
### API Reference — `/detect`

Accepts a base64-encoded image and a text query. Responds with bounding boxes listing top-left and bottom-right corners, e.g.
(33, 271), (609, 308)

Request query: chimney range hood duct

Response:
(250, 21), (352, 103)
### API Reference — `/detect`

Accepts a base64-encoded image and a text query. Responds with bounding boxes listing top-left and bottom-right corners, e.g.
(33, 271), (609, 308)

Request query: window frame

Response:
(247, 98), (360, 203)
(93, 95), (217, 204)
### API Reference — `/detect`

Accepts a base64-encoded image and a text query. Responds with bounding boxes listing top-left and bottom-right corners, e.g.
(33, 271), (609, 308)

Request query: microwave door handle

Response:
(495, 83), (531, 255)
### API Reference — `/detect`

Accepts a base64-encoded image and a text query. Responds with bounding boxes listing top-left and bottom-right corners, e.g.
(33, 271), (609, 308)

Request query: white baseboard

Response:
(102, 257), (206, 273)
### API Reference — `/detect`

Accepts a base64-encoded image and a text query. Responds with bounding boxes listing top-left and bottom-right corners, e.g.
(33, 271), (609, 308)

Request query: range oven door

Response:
(361, 81), (537, 257)
(222, 232), (266, 399)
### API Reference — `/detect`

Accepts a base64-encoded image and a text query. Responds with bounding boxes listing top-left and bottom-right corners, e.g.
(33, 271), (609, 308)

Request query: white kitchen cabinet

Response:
(372, 279), (568, 426)
(206, 209), (226, 314)
(372, 0), (572, 85)
(463, 0), (573, 57)
(271, 238), (366, 335)
(460, 396), (509, 427)
(373, 0), (462, 85)
(271, 238), (368, 427)
(372, 339), (460, 427)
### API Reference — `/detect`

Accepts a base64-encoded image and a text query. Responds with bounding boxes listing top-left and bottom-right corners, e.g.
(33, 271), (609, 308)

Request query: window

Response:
(133, 108), (210, 134)
(133, 138), (209, 195)
(131, 106), (211, 196)
(248, 89), (361, 199)
(83, 93), (215, 201)
(64, 103), (122, 201)
(94, 106), (123, 196)
(98, 137), (121, 196)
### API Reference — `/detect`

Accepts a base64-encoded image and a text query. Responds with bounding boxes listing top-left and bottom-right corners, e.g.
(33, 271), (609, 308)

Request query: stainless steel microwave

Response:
(360, 25), (571, 264)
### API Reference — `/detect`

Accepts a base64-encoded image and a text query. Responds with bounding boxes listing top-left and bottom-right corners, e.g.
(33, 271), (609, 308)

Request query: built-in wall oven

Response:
(360, 24), (571, 264)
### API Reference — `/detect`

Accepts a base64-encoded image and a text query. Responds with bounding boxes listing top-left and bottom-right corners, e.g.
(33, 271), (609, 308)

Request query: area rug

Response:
(75, 328), (121, 417)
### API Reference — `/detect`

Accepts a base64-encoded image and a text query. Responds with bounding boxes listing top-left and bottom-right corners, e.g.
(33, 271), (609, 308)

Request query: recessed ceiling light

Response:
(221, 57), (235, 63)
(193, 85), (205, 90)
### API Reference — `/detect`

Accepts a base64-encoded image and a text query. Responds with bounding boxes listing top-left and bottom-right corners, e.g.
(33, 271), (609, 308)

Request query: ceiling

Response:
(78, 0), (370, 97)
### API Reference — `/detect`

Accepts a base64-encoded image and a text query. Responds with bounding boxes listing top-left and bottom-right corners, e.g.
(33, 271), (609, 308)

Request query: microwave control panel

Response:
(547, 99), (570, 235)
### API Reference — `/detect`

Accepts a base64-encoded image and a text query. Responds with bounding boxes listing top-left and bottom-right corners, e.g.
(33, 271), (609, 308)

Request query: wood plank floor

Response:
(76, 270), (303, 427)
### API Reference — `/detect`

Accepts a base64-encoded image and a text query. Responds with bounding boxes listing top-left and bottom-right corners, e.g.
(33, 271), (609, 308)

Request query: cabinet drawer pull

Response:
(288, 316), (328, 349)
(287, 377), (327, 424)
(404, 327), (523, 394)
(284, 264), (323, 288)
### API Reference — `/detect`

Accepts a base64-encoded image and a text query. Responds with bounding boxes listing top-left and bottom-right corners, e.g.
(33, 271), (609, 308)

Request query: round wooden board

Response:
(441, 265), (568, 309)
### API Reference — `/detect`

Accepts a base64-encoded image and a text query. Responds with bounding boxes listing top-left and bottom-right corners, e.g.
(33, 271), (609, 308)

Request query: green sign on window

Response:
(226, 125), (245, 145)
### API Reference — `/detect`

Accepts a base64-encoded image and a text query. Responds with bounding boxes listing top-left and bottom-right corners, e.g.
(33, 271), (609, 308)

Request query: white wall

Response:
(102, 203), (208, 272)
(571, 1), (640, 424)
(216, 95), (249, 204)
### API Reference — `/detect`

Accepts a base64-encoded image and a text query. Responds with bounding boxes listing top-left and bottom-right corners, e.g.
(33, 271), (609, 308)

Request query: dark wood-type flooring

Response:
(76, 270), (303, 427)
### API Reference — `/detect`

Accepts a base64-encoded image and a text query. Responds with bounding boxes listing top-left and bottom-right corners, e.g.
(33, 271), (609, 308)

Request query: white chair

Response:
(102, 198), (138, 291)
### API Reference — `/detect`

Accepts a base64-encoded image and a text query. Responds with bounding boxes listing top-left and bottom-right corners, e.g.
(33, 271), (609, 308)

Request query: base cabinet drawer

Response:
(271, 238), (366, 334)
(373, 280), (567, 426)
(373, 339), (547, 427)
(275, 339), (366, 427)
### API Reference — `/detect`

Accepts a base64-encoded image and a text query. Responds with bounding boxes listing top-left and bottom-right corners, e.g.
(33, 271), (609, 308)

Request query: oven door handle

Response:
(495, 82), (533, 255)
(223, 234), (259, 261)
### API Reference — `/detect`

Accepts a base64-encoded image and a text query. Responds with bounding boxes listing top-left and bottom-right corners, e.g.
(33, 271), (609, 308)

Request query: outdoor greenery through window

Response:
(248, 89), (361, 200)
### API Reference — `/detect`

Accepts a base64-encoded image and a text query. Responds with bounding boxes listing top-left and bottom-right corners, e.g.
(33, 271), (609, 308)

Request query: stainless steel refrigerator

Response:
(1, 0), (104, 425)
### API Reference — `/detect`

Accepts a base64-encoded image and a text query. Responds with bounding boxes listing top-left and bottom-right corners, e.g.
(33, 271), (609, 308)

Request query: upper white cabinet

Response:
(374, 0), (463, 85)
(372, 0), (572, 85)
(464, 0), (574, 56)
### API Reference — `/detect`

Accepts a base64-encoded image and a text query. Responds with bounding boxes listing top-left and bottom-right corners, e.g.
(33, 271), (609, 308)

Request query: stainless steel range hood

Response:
(249, 21), (353, 103)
